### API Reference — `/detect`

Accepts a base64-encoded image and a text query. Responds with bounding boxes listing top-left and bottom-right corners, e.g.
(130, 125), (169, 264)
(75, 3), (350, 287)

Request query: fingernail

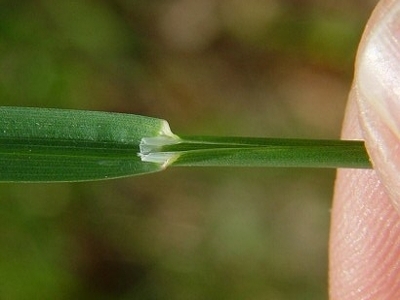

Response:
(356, 2), (400, 204)
(357, 5), (400, 140)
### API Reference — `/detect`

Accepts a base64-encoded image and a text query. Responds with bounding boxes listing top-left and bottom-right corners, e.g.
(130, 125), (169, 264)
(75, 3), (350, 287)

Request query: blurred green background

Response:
(0, 0), (378, 299)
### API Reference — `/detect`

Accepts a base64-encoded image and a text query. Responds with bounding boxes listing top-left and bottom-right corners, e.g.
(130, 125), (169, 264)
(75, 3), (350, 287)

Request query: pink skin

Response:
(330, 0), (400, 299)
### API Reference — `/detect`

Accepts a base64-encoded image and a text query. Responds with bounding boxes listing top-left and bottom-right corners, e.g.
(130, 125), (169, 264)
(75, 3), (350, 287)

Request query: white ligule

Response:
(138, 120), (180, 167)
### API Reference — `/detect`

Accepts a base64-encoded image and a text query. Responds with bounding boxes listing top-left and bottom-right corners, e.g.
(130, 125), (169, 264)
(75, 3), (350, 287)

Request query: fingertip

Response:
(355, 0), (400, 206)
(330, 1), (400, 297)
(330, 95), (400, 299)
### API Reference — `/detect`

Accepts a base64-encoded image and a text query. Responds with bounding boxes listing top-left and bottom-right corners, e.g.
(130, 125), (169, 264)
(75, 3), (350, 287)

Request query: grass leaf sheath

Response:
(0, 107), (371, 182)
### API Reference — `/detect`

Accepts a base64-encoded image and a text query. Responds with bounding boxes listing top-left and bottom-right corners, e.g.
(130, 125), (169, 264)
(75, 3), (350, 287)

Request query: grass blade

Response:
(0, 106), (371, 183)
(0, 106), (176, 182)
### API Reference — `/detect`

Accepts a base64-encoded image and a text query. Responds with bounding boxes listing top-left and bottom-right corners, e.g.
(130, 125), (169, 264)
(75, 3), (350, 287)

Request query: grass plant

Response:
(0, 106), (371, 182)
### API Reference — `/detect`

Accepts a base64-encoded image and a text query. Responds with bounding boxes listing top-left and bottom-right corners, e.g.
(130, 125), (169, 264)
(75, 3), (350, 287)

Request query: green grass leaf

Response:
(0, 106), (371, 182)
(0, 106), (176, 182)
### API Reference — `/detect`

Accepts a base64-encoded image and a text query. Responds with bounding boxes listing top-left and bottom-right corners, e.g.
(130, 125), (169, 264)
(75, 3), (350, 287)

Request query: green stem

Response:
(144, 136), (371, 169)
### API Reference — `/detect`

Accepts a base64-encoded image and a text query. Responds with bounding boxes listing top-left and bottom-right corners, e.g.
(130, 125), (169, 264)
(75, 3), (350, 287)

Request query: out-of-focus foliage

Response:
(0, 0), (377, 299)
